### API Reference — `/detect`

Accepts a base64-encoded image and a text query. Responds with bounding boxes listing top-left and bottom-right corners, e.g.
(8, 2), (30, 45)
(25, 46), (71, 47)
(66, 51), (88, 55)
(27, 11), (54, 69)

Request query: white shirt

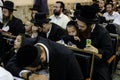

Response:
(103, 11), (120, 25)
(50, 13), (70, 29)
(46, 25), (52, 38)
(0, 67), (14, 80)
(113, 16), (120, 25)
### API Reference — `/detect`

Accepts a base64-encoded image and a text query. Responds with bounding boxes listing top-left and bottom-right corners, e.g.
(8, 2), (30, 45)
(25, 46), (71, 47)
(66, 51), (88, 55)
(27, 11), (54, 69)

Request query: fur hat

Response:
(0, 1), (17, 11)
(31, 13), (51, 26)
(74, 5), (98, 23)
(16, 45), (42, 67)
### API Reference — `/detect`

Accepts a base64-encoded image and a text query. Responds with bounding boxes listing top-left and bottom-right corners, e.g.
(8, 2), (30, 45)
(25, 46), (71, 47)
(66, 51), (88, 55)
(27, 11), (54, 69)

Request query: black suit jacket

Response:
(6, 37), (84, 80)
(77, 24), (113, 80)
(39, 23), (66, 42)
(0, 16), (25, 36)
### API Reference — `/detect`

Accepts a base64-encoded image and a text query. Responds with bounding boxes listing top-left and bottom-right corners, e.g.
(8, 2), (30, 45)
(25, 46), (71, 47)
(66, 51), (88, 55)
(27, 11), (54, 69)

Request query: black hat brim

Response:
(0, 6), (17, 11)
(31, 19), (51, 24)
(76, 15), (98, 24)
(29, 8), (37, 11)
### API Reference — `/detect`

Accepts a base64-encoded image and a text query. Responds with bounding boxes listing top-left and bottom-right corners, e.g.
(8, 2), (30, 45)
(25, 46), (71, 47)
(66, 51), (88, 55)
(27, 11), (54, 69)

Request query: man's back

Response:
(37, 37), (84, 80)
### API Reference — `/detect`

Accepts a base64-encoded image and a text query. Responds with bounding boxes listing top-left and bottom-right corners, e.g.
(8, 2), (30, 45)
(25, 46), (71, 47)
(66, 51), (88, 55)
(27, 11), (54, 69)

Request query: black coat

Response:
(6, 37), (84, 80)
(39, 23), (66, 42)
(0, 16), (25, 36)
(91, 24), (113, 61)
(78, 24), (113, 80)
(91, 24), (113, 80)
(0, 33), (6, 57)
(34, 0), (49, 14)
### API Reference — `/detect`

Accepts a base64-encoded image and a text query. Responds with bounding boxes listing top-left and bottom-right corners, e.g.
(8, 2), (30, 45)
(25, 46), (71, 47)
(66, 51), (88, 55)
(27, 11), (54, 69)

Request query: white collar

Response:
(35, 43), (49, 63)
(107, 11), (115, 16)
(59, 13), (63, 18)
(91, 24), (95, 32)
(47, 25), (52, 38)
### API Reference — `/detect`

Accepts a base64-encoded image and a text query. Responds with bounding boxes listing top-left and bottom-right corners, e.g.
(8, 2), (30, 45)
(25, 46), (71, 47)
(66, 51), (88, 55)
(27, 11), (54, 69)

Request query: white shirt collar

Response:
(91, 24), (95, 32)
(35, 43), (49, 63)
(59, 13), (63, 18)
(47, 25), (52, 38)
(107, 11), (115, 16)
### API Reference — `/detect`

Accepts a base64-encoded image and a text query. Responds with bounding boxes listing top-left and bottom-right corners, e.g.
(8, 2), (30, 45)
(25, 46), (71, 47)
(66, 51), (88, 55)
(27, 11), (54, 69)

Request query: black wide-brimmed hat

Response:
(29, 4), (41, 12)
(16, 45), (42, 67)
(74, 5), (98, 23)
(31, 13), (51, 26)
(0, 1), (17, 11)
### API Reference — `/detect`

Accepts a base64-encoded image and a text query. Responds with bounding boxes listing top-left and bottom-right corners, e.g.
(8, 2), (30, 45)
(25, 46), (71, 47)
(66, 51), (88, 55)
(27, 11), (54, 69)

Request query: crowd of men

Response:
(0, 0), (120, 80)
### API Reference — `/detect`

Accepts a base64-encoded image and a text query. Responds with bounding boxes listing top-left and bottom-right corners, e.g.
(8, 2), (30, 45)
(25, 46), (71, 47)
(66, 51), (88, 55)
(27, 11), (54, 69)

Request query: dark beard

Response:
(79, 26), (92, 39)
(53, 10), (60, 16)
(3, 15), (11, 23)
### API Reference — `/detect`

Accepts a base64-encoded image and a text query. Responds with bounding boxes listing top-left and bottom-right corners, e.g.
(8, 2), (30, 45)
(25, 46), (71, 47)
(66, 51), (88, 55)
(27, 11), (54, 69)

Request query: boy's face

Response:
(14, 35), (22, 49)
(66, 26), (77, 36)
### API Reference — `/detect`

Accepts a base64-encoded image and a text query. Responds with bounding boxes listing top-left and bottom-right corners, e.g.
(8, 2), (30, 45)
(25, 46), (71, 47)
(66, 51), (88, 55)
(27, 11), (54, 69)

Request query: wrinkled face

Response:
(106, 4), (113, 13)
(14, 35), (22, 49)
(66, 26), (77, 36)
(77, 20), (87, 32)
(2, 8), (10, 20)
(53, 3), (62, 16)
(42, 23), (50, 33)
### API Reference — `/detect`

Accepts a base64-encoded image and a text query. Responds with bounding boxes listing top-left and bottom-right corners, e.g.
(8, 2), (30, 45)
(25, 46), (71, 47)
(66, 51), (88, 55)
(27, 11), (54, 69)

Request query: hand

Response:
(21, 72), (30, 79)
(71, 45), (77, 48)
(56, 40), (61, 43)
(97, 12), (103, 16)
(74, 36), (80, 42)
(29, 74), (48, 80)
(84, 45), (98, 53)
(39, 27), (43, 32)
